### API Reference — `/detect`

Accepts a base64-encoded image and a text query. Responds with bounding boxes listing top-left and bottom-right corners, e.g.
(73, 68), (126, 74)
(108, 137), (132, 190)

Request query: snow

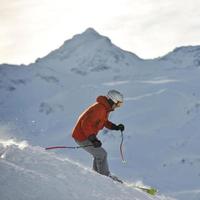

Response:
(0, 28), (200, 200)
(0, 140), (174, 200)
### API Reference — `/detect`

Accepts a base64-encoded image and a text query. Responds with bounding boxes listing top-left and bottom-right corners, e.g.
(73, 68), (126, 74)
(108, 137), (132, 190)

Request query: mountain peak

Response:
(36, 28), (113, 63)
(72, 27), (107, 42)
(83, 27), (100, 36)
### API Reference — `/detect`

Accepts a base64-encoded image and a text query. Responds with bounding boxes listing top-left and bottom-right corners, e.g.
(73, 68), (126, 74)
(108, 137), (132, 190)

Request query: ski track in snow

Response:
(136, 79), (180, 84)
(102, 79), (179, 87)
(125, 89), (167, 101)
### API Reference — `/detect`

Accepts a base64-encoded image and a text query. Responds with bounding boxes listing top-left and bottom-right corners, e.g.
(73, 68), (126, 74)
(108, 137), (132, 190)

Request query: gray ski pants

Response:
(75, 139), (110, 176)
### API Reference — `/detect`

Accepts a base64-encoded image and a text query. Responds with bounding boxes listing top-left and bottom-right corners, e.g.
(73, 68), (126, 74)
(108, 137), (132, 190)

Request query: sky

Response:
(0, 0), (200, 65)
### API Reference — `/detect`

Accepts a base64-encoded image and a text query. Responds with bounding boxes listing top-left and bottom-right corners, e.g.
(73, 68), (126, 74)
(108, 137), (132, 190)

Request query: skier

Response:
(72, 90), (125, 181)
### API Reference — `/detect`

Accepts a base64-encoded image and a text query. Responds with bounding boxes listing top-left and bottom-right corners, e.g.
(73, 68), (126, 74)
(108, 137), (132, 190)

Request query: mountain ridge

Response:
(1, 28), (200, 67)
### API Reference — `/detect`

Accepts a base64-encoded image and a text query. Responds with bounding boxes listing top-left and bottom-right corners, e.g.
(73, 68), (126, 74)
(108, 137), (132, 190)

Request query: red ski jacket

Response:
(72, 96), (114, 141)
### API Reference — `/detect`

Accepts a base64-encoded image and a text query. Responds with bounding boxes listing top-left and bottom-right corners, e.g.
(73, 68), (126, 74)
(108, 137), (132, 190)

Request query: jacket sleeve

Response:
(104, 120), (115, 129)
(80, 105), (104, 138)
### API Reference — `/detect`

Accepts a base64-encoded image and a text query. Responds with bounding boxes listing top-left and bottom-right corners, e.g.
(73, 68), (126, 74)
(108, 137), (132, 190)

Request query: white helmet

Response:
(107, 90), (123, 103)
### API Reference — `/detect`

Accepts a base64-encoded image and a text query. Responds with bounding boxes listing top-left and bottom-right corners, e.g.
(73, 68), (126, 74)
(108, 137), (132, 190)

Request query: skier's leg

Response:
(75, 139), (110, 176)
(93, 158), (98, 172)
(92, 148), (109, 176)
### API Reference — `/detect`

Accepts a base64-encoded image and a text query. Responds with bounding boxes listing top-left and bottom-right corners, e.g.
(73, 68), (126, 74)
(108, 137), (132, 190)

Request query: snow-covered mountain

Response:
(35, 28), (141, 72)
(159, 46), (200, 68)
(0, 28), (200, 200)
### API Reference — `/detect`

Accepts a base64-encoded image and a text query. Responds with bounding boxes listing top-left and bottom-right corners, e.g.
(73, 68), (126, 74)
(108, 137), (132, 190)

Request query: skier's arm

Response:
(104, 120), (116, 129)
(105, 121), (125, 131)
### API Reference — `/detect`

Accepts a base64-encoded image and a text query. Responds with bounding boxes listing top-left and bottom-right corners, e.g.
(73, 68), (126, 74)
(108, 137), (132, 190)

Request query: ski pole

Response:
(120, 130), (126, 163)
(45, 144), (93, 150)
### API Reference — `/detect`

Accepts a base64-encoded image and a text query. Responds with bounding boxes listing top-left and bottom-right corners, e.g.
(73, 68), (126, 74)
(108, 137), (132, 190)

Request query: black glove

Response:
(118, 124), (125, 132)
(88, 134), (102, 148)
(111, 123), (125, 132)
(93, 140), (102, 148)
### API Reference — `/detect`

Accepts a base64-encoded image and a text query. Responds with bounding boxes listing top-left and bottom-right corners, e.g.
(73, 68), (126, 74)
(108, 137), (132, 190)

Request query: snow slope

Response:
(0, 139), (174, 200)
(0, 28), (200, 200)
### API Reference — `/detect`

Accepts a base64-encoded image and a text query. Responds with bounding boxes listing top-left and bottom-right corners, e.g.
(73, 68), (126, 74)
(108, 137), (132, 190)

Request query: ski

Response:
(124, 182), (157, 195)
(109, 176), (157, 196)
(133, 186), (157, 195)
(109, 174), (124, 184)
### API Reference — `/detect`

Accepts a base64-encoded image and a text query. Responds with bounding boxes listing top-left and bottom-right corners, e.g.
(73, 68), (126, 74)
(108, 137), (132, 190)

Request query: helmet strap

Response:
(107, 98), (115, 107)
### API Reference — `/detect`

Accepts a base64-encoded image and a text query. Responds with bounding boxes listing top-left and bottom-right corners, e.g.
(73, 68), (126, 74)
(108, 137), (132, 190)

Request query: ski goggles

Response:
(115, 101), (123, 107)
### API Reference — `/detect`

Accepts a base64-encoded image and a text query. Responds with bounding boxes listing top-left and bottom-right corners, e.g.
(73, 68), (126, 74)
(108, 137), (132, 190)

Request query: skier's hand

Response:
(111, 123), (125, 132)
(93, 139), (102, 148)
(88, 134), (102, 148)
(117, 124), (125, 132)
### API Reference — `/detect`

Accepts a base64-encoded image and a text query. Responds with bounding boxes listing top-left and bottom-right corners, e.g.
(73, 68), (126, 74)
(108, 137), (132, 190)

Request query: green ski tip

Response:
(139, 187), (157, 195)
